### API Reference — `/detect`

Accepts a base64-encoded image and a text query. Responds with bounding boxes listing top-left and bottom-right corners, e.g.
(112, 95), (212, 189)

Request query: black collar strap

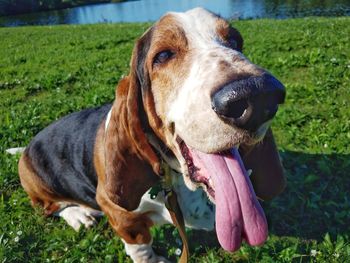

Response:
(161, 161), (189, 263)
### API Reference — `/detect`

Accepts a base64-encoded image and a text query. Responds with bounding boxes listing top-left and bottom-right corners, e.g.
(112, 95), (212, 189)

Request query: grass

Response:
(0, 17), (349, 262)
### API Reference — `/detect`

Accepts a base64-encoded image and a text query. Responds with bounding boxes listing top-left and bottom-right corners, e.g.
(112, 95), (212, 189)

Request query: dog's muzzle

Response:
(211, 74), (286, 131)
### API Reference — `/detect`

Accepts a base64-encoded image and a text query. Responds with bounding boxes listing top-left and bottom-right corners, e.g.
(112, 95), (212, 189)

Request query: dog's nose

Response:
(211, 74), (285, 131)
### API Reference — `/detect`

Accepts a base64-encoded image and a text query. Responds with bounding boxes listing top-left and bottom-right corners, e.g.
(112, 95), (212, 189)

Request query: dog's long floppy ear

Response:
(104, 28), (161, 211)
(240, 128), (286, 201)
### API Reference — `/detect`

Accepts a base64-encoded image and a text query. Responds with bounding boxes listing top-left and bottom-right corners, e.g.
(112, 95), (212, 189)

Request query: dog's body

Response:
(18, 8), (286, 263)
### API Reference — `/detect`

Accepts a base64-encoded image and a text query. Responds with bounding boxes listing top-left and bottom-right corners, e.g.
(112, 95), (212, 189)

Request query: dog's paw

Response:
(152, 255), (171, 263)
(133, 255), (171, 263)
(56, 205), (103, 231)
(123, 241), (171, 263)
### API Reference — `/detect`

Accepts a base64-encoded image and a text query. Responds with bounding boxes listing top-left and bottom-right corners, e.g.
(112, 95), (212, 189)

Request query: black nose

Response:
(211, 74), (285, 131)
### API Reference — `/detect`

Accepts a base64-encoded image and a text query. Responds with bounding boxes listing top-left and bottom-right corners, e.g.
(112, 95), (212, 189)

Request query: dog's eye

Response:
(153, 50), (174, 65)
(228, 38), (238, 49)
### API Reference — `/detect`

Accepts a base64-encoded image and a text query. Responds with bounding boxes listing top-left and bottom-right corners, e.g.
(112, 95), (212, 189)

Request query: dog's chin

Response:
(172, 123), (270, 202)
(173, 135), (242, 203)
(174, 136), (216, 202)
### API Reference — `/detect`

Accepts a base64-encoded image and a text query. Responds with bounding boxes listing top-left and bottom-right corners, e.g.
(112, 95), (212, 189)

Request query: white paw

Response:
(123, 240), (171, 263)
(152, 256), (171, 263)
(56, 205), (103, 231)
(132, 254), (171, 263)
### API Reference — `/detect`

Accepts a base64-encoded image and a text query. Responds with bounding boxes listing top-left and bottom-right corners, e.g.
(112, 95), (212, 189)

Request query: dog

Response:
(17, 7), (286, 263)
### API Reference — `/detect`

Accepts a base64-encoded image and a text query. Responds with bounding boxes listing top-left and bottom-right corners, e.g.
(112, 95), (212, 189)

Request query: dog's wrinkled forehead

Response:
(176, 9), (232, 43)
(155, 8), (242, 50)
(171, 8), (223, 38)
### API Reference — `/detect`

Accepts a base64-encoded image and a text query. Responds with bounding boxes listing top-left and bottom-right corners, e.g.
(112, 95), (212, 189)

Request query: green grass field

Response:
(0, 17), (349, 262)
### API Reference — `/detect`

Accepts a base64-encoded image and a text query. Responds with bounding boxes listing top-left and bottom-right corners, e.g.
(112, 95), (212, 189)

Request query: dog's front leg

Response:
(96, 187), (170, 263)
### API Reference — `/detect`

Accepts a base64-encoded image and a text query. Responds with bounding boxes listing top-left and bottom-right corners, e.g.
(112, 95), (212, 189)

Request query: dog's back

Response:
(20, 104), (111, 210)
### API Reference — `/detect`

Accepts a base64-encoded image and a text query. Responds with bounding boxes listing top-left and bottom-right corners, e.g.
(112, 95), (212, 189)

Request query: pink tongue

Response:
(189, 148), (268, 251)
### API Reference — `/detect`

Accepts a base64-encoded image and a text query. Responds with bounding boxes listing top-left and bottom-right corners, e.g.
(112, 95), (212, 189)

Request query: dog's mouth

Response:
(176, 137), (268, 252)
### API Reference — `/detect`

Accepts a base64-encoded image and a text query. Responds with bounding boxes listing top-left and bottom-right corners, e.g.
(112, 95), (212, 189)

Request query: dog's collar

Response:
(146, 140), (189, 263)
(160, 161), (189, 263)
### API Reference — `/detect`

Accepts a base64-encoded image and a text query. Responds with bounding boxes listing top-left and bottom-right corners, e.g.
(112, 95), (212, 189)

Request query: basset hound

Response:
(18, 7), (286, 263)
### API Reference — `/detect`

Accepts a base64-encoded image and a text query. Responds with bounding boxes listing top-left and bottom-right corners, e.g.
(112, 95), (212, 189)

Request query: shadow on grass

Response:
(153, 150), (350, 256)
(266, 150), (350, 240)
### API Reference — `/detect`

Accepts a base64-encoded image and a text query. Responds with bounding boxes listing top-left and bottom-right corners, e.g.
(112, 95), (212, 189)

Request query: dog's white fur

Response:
(123, 240), (170, 263)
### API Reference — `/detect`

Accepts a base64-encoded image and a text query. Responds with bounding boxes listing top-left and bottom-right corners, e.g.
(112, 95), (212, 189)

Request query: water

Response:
(1, 0), (350, 27)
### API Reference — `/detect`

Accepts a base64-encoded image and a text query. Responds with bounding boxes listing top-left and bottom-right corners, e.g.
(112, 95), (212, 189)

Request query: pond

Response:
(1, 0), (350, 27)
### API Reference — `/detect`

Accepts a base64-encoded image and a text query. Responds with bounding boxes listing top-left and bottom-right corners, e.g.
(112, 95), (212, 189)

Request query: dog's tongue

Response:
(189, 148), (268, 251)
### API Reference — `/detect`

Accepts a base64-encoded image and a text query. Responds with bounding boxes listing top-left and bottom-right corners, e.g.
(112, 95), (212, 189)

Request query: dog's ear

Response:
(230, 27), (243, 52)
(126, 27), (160, 173)
(104, 28), (160, 211)
(240, 128), (286, 200)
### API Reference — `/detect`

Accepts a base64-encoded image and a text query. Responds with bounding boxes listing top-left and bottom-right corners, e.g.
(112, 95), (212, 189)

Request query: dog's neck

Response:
(104, 108), (181, 173)
(146, 133), (181, 173)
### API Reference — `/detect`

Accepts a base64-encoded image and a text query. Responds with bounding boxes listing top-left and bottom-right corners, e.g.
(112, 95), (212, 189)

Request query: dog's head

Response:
(105, 8), (286, 251)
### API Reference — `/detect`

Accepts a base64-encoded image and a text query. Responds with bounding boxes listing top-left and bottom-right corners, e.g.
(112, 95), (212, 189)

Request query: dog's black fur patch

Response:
(26, 104), (112, 209)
